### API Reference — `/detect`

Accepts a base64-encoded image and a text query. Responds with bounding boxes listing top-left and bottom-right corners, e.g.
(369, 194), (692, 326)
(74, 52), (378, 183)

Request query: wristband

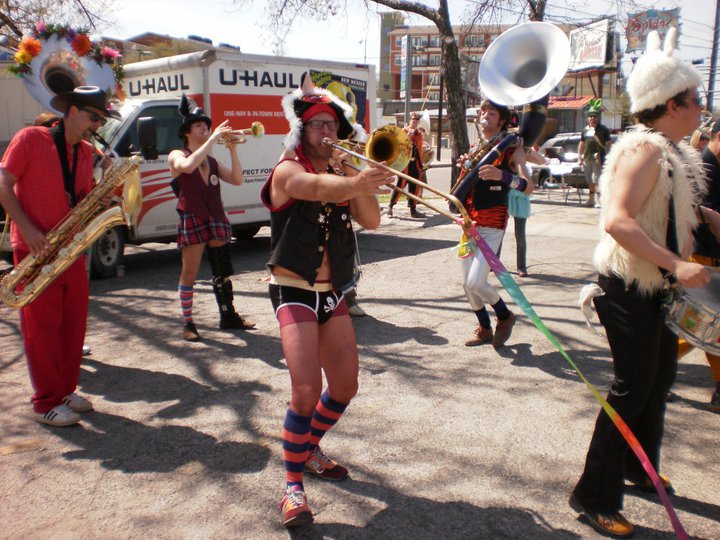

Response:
(500, 170), (513, 185)
(510, 176), (528, 192)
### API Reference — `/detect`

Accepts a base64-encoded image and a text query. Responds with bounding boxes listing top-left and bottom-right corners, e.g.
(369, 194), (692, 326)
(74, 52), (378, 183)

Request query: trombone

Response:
(322, 125), (472, 227)
(217, 121), (265, 145)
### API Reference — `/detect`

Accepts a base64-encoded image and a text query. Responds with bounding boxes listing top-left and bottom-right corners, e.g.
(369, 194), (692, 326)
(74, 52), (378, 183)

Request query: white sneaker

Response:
(348, 304), (366, 317)
(33, 404), (81, 427)
(63, 392), (93, 413)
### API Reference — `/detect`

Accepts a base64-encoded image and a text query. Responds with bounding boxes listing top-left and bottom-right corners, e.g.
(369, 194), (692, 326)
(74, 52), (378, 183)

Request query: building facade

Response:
(380, 16), (624, 139)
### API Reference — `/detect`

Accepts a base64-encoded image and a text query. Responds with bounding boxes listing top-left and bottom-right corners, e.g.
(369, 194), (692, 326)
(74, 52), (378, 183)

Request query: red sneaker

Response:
(305, 446), (348, 481)
(280, 485), (313, 528)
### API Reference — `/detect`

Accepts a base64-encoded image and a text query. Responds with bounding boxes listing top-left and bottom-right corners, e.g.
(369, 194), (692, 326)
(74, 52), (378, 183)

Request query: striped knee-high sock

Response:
(178, 285), (194, 324)
(282, 409), (312, 488)
(309, 390), (348, 451)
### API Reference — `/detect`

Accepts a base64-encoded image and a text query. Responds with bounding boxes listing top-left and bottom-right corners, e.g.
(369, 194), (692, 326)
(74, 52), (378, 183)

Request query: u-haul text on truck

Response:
(86, 49), (375, 276)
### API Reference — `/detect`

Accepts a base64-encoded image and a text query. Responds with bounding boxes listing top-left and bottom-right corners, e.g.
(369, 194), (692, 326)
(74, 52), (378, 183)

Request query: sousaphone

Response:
(22, 34), (117, 113)
(453, 22), (571, 202)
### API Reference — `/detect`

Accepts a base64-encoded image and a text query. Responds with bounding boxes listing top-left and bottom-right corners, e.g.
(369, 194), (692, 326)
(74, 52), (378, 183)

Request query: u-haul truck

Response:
(85, 49), (375, 276)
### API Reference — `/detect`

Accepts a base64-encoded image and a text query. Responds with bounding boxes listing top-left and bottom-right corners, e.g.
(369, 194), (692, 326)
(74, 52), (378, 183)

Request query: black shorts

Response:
(269, 284), (348, 327)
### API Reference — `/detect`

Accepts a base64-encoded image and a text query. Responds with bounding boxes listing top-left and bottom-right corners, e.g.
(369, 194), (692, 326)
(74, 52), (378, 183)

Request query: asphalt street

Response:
(1, 171), (718, 539)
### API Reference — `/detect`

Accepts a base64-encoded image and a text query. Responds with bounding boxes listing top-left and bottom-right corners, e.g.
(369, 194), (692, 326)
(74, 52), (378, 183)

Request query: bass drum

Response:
(664, 272), (720, 355)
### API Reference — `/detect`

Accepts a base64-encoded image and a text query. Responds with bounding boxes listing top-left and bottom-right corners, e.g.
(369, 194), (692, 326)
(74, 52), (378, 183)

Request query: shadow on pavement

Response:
(297, 478), (581, 539)
(47, 410), (270, 474)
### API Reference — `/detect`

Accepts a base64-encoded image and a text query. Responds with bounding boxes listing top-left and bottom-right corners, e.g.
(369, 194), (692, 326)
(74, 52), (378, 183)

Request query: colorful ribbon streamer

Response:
(465, 222), (688, 540)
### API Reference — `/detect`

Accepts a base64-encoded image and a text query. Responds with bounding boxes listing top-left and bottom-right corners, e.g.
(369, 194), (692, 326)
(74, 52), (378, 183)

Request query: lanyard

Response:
(49, 122), (79, 208)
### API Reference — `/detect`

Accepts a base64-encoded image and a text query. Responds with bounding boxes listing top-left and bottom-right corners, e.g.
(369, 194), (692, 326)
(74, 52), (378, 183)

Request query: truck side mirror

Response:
(137, 117), (159, 160)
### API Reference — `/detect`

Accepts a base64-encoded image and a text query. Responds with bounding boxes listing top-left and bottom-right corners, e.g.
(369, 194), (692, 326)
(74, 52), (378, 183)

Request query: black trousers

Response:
(390, 159), (421, 208)
(573, 274), (678, 512)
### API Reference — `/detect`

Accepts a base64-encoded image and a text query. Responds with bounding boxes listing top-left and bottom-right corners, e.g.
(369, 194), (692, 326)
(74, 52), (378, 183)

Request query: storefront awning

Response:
(548, 96), (593, 110)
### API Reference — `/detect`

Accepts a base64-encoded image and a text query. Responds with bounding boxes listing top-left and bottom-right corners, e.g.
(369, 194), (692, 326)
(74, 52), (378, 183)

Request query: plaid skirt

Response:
(177, 211), (232, 249)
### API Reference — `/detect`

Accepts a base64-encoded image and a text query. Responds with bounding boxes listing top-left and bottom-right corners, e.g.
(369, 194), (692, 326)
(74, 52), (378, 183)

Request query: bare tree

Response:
(234, 0), (547, 165)
(235, 0), (644, 165)
(0, 0), (115, 40)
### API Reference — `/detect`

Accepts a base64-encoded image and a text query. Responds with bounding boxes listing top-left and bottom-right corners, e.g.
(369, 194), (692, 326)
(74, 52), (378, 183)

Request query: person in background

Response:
(577, 99), (612, 208)
(262, 73), (392, 527)
(169, 95), (255, 342)
(33, 112), (61, 128)
(689, 128), (710, 152)
(678, 117), (720, 412)
(0, 86), (119, 426)
(569, 30), (717, 537)
(509, 146), (547, 277)
(387, 111), (426, 219)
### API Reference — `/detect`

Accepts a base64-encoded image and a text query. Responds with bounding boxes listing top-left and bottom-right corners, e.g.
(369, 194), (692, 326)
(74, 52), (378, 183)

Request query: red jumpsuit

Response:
(2, 126), (93, 413)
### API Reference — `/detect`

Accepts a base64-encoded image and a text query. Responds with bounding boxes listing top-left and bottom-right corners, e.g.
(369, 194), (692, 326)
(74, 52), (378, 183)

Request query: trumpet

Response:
(217, 121), (265, 145)
(322, 125), (471, 226)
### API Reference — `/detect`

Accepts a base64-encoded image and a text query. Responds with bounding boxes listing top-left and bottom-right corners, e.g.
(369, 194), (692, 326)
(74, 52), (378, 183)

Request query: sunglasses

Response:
(79, 107), (107, 126)
(306, 119), (339, 131)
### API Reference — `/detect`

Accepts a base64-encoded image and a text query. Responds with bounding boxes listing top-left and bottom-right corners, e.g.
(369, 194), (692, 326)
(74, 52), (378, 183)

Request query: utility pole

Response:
(437, 72), (444, 161)
(708, 0), (720, 112)
(404, 35), (413, 126)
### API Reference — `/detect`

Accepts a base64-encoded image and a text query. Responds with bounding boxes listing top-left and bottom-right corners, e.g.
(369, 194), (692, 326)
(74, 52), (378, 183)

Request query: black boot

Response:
(212, 277), (256, 330)
(206, 244), (256, 330)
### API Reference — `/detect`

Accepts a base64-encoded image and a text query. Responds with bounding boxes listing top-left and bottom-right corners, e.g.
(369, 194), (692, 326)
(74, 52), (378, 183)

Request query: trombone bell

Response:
(365, 125), (413, 172)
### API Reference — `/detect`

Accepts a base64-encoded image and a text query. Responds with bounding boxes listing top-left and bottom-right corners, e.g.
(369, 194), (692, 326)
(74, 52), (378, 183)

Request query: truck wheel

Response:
(91, 226), (125, 278)
(233, 224), (262, 241)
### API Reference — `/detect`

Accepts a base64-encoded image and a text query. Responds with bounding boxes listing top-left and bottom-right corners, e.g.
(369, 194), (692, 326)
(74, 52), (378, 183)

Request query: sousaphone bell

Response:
(22, 34), (116, 113)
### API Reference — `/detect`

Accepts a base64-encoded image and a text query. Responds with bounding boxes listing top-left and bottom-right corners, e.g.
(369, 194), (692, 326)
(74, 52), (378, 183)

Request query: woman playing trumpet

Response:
(169, 94), (255, 342)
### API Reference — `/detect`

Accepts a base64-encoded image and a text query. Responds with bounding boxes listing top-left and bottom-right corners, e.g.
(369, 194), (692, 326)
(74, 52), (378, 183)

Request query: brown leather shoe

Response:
(410, 207), (426, 218)
(492, 312), (516, 348)
(569, 494), (635, 538)
(183, 322), (201, 342)
(464, 324), (493, 346)
(627, 472), (674, 494)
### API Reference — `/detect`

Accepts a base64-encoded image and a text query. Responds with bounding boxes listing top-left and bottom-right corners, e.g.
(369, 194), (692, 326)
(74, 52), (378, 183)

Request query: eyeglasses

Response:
(79, 107), (107, 126)
(306, 119), (339, 131)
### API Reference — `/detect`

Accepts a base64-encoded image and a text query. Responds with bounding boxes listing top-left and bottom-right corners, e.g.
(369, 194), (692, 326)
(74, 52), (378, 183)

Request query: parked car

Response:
(536, 131), (617, 187)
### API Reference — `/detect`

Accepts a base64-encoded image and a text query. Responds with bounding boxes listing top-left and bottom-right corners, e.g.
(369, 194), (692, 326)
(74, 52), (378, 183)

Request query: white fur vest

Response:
(593, 125), (706, 295)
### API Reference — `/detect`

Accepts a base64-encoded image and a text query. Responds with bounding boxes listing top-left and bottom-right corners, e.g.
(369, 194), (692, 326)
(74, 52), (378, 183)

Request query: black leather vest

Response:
(262, 161), (356, 289)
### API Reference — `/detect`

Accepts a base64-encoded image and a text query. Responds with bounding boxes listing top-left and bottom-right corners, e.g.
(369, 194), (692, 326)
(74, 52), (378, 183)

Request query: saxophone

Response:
(0, 155), (142, 308)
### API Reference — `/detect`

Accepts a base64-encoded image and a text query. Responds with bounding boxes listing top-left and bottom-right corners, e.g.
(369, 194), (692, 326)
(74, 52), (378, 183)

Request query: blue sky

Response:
(110, 0), (713, 95)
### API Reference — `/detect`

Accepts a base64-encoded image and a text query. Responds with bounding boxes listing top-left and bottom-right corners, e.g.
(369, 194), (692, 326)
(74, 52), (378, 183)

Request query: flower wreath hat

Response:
(281, 72), (365, 150)
(627, 27), (702, 114)
(10, 22), (123, 113)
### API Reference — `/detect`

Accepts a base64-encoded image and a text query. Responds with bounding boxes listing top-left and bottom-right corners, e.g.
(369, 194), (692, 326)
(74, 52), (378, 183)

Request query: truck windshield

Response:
(97, 117), (122, 144)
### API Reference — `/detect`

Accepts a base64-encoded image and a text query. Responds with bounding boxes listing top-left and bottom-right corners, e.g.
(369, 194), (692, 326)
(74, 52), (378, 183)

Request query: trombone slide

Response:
(323, 138), (471, 227)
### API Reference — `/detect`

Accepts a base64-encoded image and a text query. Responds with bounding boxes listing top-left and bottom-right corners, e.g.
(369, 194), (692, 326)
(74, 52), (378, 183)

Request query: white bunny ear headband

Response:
(627, 27), (703, 114)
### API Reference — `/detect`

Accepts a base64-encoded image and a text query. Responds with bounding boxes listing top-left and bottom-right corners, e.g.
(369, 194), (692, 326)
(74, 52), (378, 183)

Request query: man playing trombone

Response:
(458, 100), (532, 348)
(262, 74), (393, 527)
